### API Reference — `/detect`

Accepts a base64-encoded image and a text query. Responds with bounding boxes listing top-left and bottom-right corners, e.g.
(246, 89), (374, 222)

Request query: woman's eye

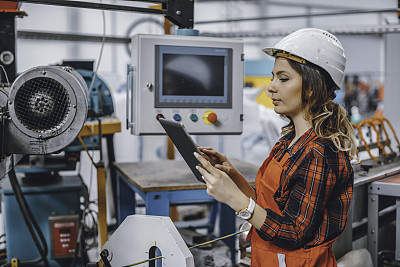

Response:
(280, 78), (289, 82)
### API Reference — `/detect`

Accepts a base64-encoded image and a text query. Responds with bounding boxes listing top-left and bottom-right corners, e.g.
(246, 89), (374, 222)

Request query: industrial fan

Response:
(0, 65), (88, 179)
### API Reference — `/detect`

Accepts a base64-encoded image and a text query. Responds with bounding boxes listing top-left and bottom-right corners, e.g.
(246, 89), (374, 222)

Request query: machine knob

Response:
(203, 110), (217, 125)
(190, 114), (198, 122)
(173, 114), (181, 121)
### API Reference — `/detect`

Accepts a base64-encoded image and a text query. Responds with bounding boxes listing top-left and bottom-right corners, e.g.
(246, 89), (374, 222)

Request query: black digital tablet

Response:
(158, 118), (205, 183)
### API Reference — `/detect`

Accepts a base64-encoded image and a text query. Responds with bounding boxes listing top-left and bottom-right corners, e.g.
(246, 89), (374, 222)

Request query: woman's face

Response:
(267, 57), (304, 118)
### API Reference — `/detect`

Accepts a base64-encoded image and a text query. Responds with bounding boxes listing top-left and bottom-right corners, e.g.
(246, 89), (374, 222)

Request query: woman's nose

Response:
(267, 80), (276, 94)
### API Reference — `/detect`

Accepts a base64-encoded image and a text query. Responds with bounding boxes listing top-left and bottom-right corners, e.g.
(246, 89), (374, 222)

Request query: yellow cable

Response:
(122, 228), (251, 267)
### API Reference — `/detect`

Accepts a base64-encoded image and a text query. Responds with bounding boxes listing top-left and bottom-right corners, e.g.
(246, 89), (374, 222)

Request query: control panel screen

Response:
(155, 45), (232, 108)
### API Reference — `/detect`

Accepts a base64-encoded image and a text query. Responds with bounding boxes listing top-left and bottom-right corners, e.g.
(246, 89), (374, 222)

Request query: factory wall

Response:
(11, 0), (400, 222)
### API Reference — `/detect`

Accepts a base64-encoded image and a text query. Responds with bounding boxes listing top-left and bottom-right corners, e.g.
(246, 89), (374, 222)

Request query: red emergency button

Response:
(207, 112), (217, 123)
(203, 110), (218, 125)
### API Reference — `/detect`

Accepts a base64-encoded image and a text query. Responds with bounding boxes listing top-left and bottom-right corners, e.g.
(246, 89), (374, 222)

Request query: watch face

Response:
(238, 210), (251, 220)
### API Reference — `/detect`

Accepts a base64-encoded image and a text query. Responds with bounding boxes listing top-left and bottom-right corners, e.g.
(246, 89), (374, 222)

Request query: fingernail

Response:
(202, 176), (205, 180)
(196, 165), (199, 170)
(194, 152), (199, 158)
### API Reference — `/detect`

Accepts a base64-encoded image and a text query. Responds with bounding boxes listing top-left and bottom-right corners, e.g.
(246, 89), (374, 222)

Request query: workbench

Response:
(368, 171), (400, 267)
(114, 158), (258, 265)
(324, 160), (400, 260)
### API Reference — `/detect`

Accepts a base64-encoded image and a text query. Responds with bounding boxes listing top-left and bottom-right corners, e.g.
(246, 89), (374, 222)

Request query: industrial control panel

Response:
(127, 34), (244, 135)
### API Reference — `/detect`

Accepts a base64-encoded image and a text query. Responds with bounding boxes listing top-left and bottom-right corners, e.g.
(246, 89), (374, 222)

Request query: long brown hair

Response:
(280, 58), (357, 160)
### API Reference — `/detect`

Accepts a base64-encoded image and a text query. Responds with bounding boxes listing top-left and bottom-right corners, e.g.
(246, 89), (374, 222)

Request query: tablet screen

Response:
(159, 118), (205, 183)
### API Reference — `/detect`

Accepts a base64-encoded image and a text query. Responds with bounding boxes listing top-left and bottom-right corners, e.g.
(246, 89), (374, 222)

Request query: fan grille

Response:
(14, 77), (71, 133)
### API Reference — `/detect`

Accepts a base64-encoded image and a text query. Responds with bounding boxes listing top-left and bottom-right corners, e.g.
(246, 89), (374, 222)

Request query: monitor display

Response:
(155, 45), (232, 108)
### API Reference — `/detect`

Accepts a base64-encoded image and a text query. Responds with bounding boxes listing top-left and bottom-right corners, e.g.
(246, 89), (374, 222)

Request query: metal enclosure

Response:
(128, 34), (244, 135)
(102, 215), (195, 266)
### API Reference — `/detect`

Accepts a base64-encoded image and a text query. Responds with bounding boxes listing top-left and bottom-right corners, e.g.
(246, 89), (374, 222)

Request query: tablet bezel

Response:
(158, 118), (205, 183)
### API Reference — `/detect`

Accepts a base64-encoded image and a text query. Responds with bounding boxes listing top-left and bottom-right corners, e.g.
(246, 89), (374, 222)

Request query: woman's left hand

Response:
(195, 152), (248, 211)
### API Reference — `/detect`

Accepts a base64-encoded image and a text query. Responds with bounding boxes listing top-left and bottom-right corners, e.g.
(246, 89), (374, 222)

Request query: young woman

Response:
(195, 28), (357, 266)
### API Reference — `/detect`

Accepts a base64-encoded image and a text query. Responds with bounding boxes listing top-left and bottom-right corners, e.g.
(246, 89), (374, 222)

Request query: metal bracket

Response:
(2, 0), (194, 29)
(100, 249), (112, 267)
(165, 0), (194, 29)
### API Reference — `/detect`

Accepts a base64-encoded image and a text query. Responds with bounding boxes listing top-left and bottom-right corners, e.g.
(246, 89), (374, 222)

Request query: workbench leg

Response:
(220, 203), (237, 265)
(396, 199), (400, 261)
(106, 135), (118, 221)
(117, 175), (136, 225)
(368, 193), (379, 267)
(145, 192), (171, 216)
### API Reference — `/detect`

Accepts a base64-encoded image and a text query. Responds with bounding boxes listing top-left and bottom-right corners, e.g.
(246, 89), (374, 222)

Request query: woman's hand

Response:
(198, 146), (236, 176)
(195, 152), (248, 211)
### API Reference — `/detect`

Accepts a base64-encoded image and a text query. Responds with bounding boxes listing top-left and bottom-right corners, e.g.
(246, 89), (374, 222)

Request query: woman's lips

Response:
(272, 98), (280, 105)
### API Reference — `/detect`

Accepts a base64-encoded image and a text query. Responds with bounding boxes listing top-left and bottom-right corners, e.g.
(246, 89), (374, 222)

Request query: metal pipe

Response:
(122, 0), (166, 3)
(196, 0), (361, 10)
(17, 24), (400, 43)
(1, 0), (166, 14)
(17, 30), (131, 43)
(195, 8), (400, 24)
(200, 24), (400, 38)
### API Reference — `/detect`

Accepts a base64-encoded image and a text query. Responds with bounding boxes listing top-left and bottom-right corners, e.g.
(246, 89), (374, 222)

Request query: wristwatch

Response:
(236, 197), (255, 220)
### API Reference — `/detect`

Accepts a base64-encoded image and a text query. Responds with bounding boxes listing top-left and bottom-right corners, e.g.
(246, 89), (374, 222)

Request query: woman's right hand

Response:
(198, 146), (256, 201)
(198, 146), (235, 176)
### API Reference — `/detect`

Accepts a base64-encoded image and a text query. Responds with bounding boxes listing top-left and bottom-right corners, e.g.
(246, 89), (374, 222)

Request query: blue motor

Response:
(76, 69), (114, 119)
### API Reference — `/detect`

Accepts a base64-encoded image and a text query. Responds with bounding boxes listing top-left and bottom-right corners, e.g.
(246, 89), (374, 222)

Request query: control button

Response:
(190, 114), (198, 122)
(207, 112), (217, 123)
(203, 110), (218, 125)
(156, 114), (165, 121)
(173, 114), (181, 121)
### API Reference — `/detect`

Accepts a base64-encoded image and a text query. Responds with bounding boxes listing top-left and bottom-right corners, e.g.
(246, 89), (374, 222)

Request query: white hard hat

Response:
(263, 28), (346, 88)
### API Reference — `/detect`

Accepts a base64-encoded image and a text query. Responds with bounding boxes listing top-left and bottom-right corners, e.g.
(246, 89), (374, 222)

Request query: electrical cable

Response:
(4, 166), (50, 266)
(0, 65), (10, 85)
(78, 123), (106, 250)
(121, 228), (251, 267)
(70, 175), (90, 267)
(88, 1), (106, 94)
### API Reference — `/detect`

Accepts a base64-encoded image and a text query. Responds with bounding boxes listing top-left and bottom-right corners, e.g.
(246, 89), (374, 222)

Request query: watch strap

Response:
(236, 197), (255, 218)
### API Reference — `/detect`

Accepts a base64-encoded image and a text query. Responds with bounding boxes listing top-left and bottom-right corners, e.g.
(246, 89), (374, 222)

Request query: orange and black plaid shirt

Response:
(255, 128), (354, 250)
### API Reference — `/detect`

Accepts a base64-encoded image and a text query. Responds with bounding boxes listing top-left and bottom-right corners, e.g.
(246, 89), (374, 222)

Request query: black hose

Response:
(17, 173), (50, 259)
(7, 168), (50, 267)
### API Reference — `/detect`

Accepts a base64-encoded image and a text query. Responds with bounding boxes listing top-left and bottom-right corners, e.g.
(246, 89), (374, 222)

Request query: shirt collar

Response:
(280, 127), (316, 153)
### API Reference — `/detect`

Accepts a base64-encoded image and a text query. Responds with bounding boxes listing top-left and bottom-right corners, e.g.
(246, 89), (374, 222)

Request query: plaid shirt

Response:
(255, 128), (354, 250)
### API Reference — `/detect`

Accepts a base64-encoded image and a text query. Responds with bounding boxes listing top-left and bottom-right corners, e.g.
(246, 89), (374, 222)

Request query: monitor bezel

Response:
(155, 45), (233, 108)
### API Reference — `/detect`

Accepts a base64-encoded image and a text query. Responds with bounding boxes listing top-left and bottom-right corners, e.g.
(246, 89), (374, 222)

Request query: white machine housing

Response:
(128, 34), (244, 135)
(102, 215), (195, 266)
